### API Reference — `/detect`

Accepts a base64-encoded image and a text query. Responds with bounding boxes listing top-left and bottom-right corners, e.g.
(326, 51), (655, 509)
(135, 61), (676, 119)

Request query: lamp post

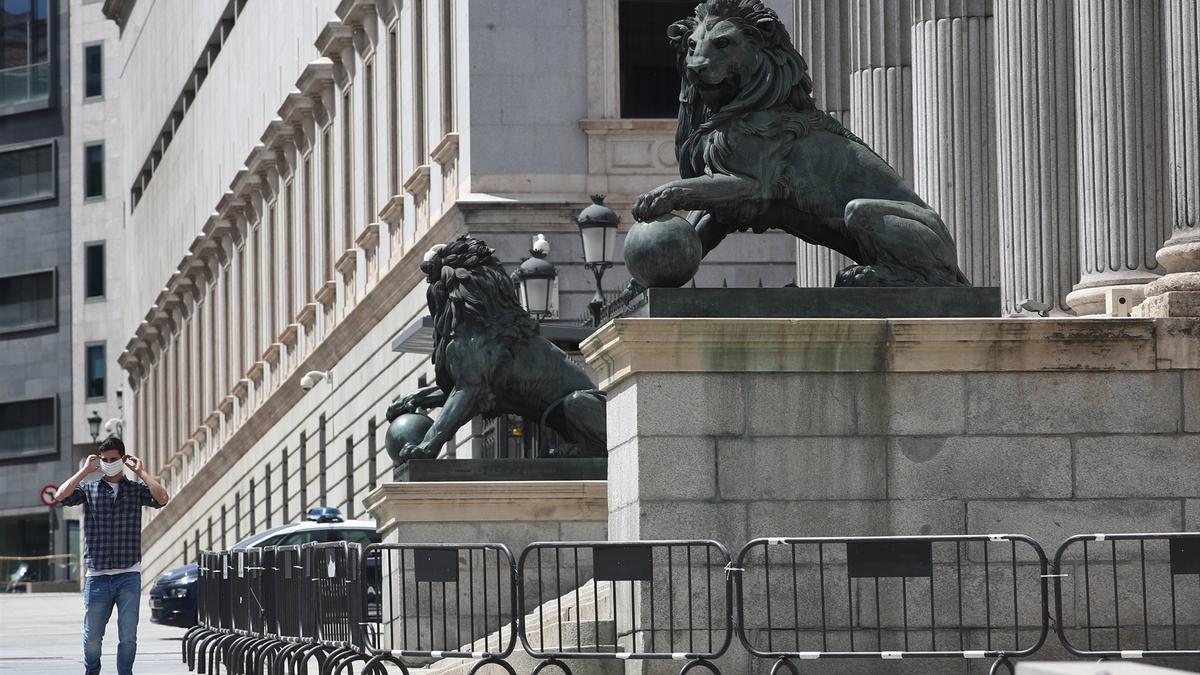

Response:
(513, 234), (558, 320)
(87, 410), (102, 446)
(575, 195), (619, 327)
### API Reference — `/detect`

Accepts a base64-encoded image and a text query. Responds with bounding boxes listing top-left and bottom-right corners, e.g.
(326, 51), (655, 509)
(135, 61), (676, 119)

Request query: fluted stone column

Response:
(912, 0), (999, 288)
(794, 0), (853, 286)
(1138, 0), (1200, 316)
(848, 0), (914, 182)
(993, 0), (1078, 315)
(1066, 0), (1169, 316)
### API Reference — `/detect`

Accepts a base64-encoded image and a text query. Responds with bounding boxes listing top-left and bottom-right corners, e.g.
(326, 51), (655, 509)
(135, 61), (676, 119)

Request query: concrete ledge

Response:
(1018, 663), (1197, 674)
(580, 317), (1179, 389)
(363, 480), (608, 535)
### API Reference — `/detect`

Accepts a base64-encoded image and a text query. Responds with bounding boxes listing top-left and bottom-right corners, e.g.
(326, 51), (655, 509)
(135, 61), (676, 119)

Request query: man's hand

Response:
(123, 454), (145, 477)
(82, 454), (100, 475)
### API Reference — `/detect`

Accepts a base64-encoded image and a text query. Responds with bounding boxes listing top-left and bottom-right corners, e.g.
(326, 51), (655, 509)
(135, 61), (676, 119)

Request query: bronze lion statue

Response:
(384, 236), (606, 463)
(630, 0), (969, 287)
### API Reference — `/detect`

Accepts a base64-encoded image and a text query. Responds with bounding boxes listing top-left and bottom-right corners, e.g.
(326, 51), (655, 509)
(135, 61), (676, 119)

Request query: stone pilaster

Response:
(912, 0), (999, 288)
(794, 0), (853, 286)
(1137, 0), (1200, 317)
(1066, 0), (1169, 315)
(848, 0), (914, 182)
(994, 0), (1078, 315)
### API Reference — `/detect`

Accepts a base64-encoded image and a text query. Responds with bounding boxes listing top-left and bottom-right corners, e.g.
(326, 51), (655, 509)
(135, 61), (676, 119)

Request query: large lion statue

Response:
(384, 236), (606, 463)
(629, 0), (969, 287)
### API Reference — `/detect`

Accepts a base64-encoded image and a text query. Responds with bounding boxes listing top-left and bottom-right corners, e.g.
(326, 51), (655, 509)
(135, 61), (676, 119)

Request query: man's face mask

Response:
(99, 456), (125, 477)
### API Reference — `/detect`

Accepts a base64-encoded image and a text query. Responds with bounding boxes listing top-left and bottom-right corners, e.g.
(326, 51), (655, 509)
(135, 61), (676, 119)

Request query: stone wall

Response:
(583, 316), (1200, 674)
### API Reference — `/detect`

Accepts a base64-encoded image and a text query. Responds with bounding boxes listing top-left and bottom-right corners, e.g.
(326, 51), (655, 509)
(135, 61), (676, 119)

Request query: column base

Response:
(1132, 272), (1200, 317)
(1156, 236), (1200, 274)
(1066, 271), (1161, 316)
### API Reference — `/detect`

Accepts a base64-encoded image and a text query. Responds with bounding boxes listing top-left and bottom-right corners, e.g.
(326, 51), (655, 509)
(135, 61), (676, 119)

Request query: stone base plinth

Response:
(629, 287), (1001, 318)
(581, 317), (1200, 673)
(395, 458), (607, 482)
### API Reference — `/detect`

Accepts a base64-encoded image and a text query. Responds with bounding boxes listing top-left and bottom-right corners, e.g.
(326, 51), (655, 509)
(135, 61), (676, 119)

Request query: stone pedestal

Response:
(1066, 0), (1170, 315)
(994, 0), (1078, 315)
(912, 0), (1000, 288)
(582, 316), (1200, 673)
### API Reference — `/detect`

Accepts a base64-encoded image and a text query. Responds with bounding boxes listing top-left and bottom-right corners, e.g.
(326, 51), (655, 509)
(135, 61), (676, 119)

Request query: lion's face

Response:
(683, 18), (760, 109)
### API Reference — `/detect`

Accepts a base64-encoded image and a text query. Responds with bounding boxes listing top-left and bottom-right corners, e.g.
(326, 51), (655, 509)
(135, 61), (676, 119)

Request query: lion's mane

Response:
(420, 236), (539, 395)
(671, 0), (874, 180)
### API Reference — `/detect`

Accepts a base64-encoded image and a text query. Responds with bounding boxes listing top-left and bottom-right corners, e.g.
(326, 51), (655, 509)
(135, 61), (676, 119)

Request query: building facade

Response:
(103, 0), (796, 586)
(0, 0), (76, 582)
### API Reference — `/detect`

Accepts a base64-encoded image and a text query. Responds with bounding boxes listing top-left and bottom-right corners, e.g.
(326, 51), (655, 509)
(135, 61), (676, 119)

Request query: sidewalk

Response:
(0, 592), (190, 674)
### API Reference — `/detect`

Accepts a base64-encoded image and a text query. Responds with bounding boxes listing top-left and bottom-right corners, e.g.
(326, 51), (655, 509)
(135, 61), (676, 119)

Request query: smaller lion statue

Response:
(384, 236), (607, 463)
(629, 0), (969, 288)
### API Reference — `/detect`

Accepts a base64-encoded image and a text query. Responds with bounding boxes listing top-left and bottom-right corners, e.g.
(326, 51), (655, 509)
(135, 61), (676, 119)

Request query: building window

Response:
(85, 342), (105, 400)
(341, 90), (353, 249)
(412, 0), (426, 161)
(0, 141), (55, 207)
(84, 143), (104, 198)
(440, 0), (454, 135)
(363, 61), (375, 218)
(0, 268), (55, 334)
(387, 27), (399, 195)
(321, 128), (333, 281)
(84, 43), (102, 99)
(618, 1), (693, 118)
(84, 241), (104, 299)
(0, 0), (51, 113)
(0, 396), (57, 462)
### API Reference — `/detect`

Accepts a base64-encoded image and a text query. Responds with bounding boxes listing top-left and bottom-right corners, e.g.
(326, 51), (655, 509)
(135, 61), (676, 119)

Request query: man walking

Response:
(54, 435), (170, 675)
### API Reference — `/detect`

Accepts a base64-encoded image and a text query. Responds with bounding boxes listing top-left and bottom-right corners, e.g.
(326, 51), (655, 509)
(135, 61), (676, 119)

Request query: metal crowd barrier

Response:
(362, 543), (517, 673)
(735, 534), (1049, 675)
(1053, 532), (1200, 661)
(517, 540), (733, 674)
(180, 531), (1198, 674)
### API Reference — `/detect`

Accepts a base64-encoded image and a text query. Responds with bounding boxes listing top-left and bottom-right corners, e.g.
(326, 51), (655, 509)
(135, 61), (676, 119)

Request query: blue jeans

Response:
(83, 572), (140, 675)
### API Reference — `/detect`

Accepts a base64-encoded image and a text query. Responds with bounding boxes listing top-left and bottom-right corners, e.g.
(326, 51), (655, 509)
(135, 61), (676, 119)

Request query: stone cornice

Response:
(578, 317), (1189, 390)
(355, 222), (381, 250)
(431, 132), (460, 165)
(337, 0), (379, 58)
(101, 0), (136, 30)
(379, 194), (405, 226)
(364, 480), (608, 534)
(315, 281), (337, 307)
(315, 22), (356, 89)
(402, 164), (431, 195)
(376, 0), (399, 27)
(335, 250), (358, 276)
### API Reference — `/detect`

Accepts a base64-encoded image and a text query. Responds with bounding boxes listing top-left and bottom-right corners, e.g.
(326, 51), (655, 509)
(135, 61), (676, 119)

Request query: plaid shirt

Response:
(59, 477), (164, 571)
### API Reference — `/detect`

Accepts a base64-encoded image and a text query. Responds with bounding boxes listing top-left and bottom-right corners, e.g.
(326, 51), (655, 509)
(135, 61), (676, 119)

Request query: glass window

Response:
(0, 397), (57, 461)
(0, 269), (55, 333)
(0, 142), (54, 206)
(85, 343), (105, 399)
(84, 43), (102, 98)
(84, 143), (103, 198)
(84, 242), (104, 298)
(334, 529), (381, 545)
(0, 0), (51, 112)
(618, 1), (694, 118)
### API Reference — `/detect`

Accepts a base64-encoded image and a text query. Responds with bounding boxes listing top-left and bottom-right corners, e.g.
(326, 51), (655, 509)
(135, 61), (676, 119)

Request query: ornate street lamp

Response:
(87, 410), (102, 445)
(513, 234), (558, 320)
(575, 195), (619, 327)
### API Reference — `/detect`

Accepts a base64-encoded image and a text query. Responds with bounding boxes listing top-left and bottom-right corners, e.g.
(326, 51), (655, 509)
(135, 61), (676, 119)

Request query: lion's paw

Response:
(834, 264), (883, 287)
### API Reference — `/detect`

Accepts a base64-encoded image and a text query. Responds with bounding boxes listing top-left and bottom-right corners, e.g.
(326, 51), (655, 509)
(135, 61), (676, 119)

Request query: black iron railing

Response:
(517, 540), (733, 674)
(180, 531), (1198, 674)
(1054, 532), (1200, 660)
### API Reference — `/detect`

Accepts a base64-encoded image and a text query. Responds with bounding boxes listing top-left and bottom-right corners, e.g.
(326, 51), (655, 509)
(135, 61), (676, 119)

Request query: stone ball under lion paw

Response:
(624, 213), (702, 288)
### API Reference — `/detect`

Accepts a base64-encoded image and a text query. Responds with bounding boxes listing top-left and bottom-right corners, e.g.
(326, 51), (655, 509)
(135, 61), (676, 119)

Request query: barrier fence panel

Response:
(517, 540), (733, 674)
(1054, 532), (1200, 660)
(364, 542), (518, 670)
(735, 535), (1049, 675)
(273, 545), (305, 641)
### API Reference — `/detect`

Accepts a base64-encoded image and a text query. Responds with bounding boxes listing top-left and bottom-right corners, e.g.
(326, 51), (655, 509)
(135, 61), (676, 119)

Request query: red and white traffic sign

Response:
(40, 484), (59, 506)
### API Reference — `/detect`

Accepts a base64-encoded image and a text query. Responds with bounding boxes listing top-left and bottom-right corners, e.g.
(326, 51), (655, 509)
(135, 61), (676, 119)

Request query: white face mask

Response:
(100, 459), (125, 477)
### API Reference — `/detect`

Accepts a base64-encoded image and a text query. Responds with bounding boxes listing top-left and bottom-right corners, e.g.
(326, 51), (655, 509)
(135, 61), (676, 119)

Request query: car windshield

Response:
(254, 528), (380, 547)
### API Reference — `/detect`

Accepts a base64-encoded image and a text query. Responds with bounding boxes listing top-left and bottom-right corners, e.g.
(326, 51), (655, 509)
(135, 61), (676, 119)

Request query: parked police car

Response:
(148, 507), (379, 627)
